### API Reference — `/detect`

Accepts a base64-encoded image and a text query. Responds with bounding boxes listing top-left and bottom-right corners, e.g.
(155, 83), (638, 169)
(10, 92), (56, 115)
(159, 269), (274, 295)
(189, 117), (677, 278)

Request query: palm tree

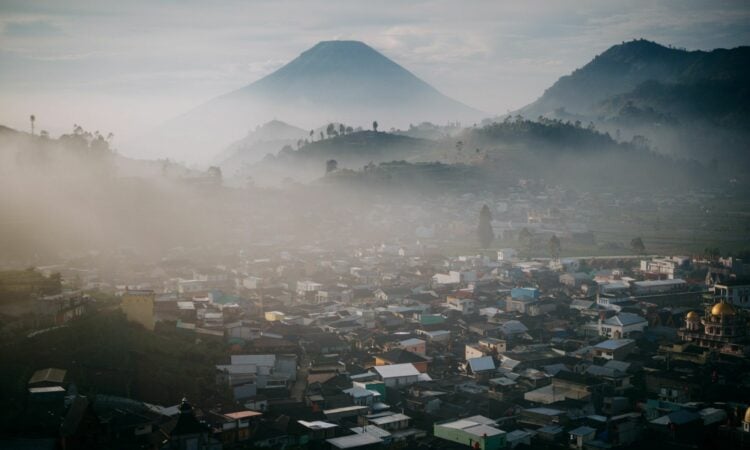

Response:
(30, 114), (35, 135)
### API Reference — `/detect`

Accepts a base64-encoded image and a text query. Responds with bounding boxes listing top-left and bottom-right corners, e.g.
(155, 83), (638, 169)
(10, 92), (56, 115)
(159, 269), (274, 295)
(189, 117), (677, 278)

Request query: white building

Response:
(433, 271), (461, 285)
(216, 354), (297, 400)
(447, 296), (476, 315)
(598, 313), (647, 339)
(639, 257), (689, 279)
(713, 280), (750, 310)
(373, 363), (420, 388)
(297, 280), (323, 297)
(497, 248), (517, 261)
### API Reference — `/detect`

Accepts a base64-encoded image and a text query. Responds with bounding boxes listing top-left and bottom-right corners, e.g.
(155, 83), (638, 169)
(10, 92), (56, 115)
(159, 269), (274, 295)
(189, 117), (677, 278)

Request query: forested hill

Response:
(318, 118), (717, 194)
(518, 39), (750, 168)
(522, 39), (750, 118)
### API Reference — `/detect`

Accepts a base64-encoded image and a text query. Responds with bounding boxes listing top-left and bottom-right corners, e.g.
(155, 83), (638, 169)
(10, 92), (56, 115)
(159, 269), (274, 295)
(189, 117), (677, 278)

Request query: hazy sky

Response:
(1, 0), (748, 143)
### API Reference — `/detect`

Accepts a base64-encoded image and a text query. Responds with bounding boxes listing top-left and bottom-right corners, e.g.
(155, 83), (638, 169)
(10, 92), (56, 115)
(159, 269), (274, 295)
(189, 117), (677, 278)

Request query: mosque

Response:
(678, 300), (749, 356)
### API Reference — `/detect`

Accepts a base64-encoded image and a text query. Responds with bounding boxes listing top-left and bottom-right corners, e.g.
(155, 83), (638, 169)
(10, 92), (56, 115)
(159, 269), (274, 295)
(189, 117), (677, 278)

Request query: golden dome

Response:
(686, 311), (699, 321)
(711, 302), (736, 316)
(745, 407), (750, 424)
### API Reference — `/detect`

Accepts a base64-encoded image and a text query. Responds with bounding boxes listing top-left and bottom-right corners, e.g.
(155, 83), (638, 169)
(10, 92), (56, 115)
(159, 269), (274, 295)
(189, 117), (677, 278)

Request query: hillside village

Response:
(2, 232), (750, 449)
(1, 4), (749, 449)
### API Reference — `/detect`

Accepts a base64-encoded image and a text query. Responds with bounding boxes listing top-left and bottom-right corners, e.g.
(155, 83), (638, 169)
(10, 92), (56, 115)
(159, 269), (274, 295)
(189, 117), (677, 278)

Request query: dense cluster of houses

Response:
(12, 243), (750, 449)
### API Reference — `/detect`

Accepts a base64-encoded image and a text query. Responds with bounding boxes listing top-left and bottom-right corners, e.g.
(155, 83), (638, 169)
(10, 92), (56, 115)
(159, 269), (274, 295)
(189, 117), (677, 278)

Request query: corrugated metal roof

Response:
(373, 363), (419, 379)
(465, 424), (505, 437)
(327, 433), (382, 449)
(231, 354), (276, 366)
(29, 368), (66, 385)
(468, 356), (495, 372)
(604, 313), (646, 326)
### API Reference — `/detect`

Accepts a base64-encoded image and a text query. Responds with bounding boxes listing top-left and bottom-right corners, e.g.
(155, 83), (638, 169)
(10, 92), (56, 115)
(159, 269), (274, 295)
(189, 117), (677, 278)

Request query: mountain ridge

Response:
(518, 39), (750, 167)
(521, 39), (750, 117)
(129, 40), (483, 165)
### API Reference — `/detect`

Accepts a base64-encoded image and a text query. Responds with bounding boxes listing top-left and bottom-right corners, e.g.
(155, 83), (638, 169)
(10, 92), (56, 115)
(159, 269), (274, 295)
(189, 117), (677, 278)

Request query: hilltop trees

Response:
(519, 227), (534, 255)
(478, 204), (495, 249)
(207, 166), (222, 180)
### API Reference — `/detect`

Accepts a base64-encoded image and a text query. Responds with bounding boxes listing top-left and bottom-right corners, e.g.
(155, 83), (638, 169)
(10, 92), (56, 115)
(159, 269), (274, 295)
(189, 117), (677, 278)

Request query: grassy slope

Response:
(0, 309), (231, 432)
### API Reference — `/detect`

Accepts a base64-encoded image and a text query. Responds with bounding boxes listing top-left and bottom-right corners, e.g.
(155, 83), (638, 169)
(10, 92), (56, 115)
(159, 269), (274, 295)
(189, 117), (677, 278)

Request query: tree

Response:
(30, 114), (35, 135)
(519, 228), (533, 255)
(477, 204), (494, 249)
(339, 124), (345, 135)
(326, 123), (335, 137)
(309, 129), (314, 140)
(325, 159), (338, 174)
(631, 135), (650, 150)
(630, 237), (646, 255)
(372, 121), (378, 132)
(548, 234), (561, 259)
(207, 166), (222, 180)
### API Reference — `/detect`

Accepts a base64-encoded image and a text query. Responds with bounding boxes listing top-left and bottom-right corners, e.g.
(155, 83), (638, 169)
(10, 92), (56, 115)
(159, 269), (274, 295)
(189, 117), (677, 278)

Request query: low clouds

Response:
(3, 19), (63, 37)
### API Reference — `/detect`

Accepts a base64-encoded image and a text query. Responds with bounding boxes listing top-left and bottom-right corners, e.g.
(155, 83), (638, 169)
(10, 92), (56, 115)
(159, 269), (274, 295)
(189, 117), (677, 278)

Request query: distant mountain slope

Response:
(521, 39), (749, 118)
(519, 40), (750, 167)
(130, 40), (483, 165)
(230, 41), (480, 114)
(214, 120), (308, 173)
